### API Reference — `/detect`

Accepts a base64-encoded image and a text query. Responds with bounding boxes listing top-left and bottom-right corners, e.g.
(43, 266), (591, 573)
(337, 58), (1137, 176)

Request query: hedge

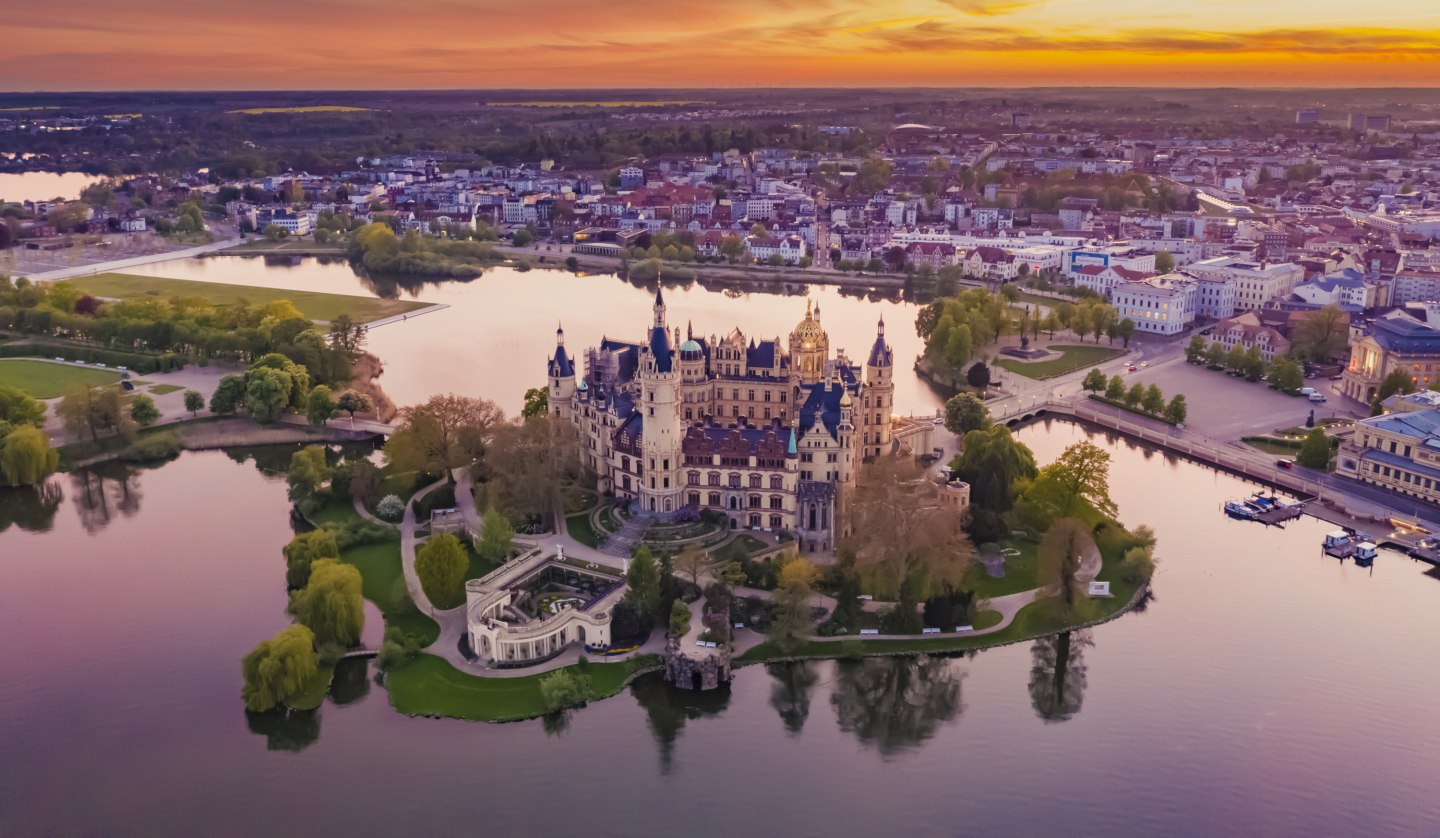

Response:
(1086, 394), (1177, 426)
(0, 342), (185, 374)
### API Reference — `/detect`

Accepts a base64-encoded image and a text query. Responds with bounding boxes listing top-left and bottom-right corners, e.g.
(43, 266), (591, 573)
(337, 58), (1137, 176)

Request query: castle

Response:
(546, 289), (894, 553)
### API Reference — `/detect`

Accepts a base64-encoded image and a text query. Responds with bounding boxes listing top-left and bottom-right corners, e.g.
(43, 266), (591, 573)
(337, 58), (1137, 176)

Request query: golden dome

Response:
(792, 299), (827, 347)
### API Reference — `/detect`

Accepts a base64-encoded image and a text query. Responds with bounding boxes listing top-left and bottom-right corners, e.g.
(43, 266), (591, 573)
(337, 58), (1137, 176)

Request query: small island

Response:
(236, 292), (1156, 723)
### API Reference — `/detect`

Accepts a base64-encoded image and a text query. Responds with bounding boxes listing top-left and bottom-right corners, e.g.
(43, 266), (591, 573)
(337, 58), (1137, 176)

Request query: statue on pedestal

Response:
(1020, 305), (1031, 351)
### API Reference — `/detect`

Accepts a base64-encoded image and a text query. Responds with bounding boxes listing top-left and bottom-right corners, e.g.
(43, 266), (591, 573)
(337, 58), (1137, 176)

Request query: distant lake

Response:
(0, 170), (101, 203)
(3, 424), (1440, 834)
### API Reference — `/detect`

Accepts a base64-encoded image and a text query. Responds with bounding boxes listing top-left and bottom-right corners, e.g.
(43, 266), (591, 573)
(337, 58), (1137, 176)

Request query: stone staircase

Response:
(602, 513), (652, 558)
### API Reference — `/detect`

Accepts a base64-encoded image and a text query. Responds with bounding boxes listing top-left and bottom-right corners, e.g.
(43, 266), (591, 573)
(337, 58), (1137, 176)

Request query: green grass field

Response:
(965, 540), (1041, 599)
(0, 359), (120, 398)
(994, 344), (1124, 380)
(385, 653), (660, 722)
(566, 512), (600, 548)
(65, 273), (429, 324)
(339, 537), (439, 645)
(148, 383), (184, 396)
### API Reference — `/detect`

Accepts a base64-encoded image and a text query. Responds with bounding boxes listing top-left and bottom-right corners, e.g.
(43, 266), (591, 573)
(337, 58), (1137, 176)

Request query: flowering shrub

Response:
(376, 494), (405, 522)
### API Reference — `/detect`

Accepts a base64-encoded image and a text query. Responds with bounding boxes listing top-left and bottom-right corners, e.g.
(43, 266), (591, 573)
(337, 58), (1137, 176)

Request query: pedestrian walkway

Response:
(602, 511), (651, 558)
(22, 237), (242, 281)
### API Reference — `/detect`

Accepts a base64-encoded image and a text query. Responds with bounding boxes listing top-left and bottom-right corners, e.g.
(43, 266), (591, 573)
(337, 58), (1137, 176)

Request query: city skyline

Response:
(3, 0), (1440, 90)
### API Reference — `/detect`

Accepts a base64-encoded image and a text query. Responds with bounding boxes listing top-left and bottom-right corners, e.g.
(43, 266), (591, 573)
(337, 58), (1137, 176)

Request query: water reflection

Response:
(767, 662), (820, 736)
(0, 479), (62, 534)
(330, 658), (372, 706)
(68, 462), (144, 533)
(629, 675), (731, 773)
(244, 706), (321, 752)
(830, 655), (964, 754)
(1028, 630), (1091, 724)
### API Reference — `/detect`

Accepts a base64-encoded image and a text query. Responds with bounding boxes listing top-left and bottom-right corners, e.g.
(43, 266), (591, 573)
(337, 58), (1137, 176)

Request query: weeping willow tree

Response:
(241, 625), (318, 712)
(0, 426), (60, 487)
(289, 559), (364, 647)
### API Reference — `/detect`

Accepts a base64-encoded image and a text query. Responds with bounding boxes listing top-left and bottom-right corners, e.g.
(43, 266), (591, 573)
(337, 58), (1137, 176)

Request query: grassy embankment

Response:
(0, 358), (119, 398)
(993, 344), (1125, 380)
(65, 273), (429, 323)
(386, 654), (661, 722)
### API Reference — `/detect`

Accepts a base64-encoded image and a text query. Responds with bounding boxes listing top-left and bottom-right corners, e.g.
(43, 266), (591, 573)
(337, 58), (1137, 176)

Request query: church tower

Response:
(638, 288), (684, 517)
(863, 316), (894, 459)
(547, 325), (577, 422)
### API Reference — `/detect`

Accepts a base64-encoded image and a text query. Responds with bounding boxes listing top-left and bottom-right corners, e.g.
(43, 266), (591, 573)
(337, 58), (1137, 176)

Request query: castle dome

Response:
(791, 299), (827, 349)
(680, 338), (702, 354)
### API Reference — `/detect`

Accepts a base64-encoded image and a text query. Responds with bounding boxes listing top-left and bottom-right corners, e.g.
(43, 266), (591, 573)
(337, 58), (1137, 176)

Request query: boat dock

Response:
(1222, 493), (1308, 526)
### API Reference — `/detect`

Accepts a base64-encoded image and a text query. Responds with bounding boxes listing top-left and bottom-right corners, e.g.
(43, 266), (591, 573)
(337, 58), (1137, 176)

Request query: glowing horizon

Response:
(2, 0), (1439, 91)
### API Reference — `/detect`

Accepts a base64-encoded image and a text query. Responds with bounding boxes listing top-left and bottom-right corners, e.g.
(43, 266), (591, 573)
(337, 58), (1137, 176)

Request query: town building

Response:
(1206, 312), (1292, 362)
(548, 292), (895, 553)
(1340, 309), (1440, 403)
(1112, 275), (1197, 335)
(1335, 406), (1440, 505)
(1186, 256), (1303, 314)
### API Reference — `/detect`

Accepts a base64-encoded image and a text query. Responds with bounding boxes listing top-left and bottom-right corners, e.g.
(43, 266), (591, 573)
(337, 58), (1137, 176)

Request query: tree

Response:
(1292, 305), (1349, 363)
(283, 528), (339, 589)
(1115, 318), (1136, 348)
(305, 385), (335, 427)
(625, 546), (662, 624)
(1104, 374), (1125, 401)
(1164, 394), (1188, 425)
(415, 533), (469, 608)
(1185, 335), (1207, 363)
(669, 599), (692, 638)
(289, 558), (365, 647)
(952, 425), (1038, 512)
(1267, 356), (1304, 393)
(943, 392), (991, 436)
(1297, 428), (1331, 469)
(1041, 310), (1062, 338)
(0, 426), (59, 487)
(335, 390), (373, 423)
(966, 361), (991, 392)
(522, 386), (549, 419)
(1037, 518), (1094, 618)
(385, 394), (504, 479)
(844, 457), (976, 600)
(539, 668), (593, 713)
(209, 375), (246, 415)
(480, 416), (585, 530)
(286, 445), (330, 506)
(770, 557), (820, 653)
(1242, 346), (1266, 381)
(243, 367), (292, 423)
(241, 625), (318, 713)
(264, 223), (289, 241)
(57, 385), (129, 442)
(719, 234), (746, 264)
(183, 389), (204, 416)
(129, 394), (160, 427)
(478, 505), (515, 565)
(1154, 251), (1175, 273)
(0, 384), (45, 428)
(512, 228), (534, 247)
(673, 544), (709, 587)
(1375, 368), (1415, 408)
(1202, 341), (1226, 367)
(1035, 441), (1118, 521)
(1081, 368), (1107, 392)
(1124, 382), (1144, 407)
(1141, 383), (1165, 415)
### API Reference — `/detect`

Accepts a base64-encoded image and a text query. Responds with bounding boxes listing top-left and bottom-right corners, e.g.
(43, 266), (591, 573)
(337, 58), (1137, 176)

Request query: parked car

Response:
(1277, 459), (1294, 469)
(1128, 365), (1137, 372)
(1309, 393), (1327, 403)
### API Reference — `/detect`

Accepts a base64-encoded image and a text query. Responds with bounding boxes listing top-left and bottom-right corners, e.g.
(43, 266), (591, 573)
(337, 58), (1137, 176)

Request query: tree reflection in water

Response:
(1028, 630), (1092, 723)
(0, 479), (62, 534)
(830, 655), (964, 755)
(329, 658), (371, 706)
(629, 674), (731, 773)
(68, 462), (144, 534)
(244, 706), (320, 752)
(766, 662), (819, 736)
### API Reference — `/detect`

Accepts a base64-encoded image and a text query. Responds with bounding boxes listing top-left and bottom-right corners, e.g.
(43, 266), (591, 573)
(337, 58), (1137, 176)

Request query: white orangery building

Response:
(1112, 275), (1198, 335)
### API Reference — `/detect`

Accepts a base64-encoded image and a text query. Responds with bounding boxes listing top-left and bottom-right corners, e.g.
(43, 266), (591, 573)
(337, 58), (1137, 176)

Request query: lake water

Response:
(115, 256), (947, 418)
(3, 422), (1439, 835)
(0, 170), (101, 204)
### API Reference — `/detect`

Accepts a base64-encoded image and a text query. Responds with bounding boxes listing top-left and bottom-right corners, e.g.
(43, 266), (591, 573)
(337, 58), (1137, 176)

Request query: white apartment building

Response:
(1193, 274), (1237, 321)
(1065, 246), (1156, 279)
(1112, 276), (1197, 336)
(1392, 271), (1440, 305)
(1186, 256), (1302, 313)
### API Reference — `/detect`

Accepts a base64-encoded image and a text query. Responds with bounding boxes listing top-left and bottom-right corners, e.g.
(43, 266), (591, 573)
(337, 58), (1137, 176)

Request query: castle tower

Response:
(639, 288), (684, 517)
(547, 324), (577, 422)
(863, 316), (894, 459)
(789, 298), (830, 387)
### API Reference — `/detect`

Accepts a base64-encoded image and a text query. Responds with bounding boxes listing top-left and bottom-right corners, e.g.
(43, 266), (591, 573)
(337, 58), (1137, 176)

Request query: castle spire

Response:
(653, 286), (667, 330)
(877, 315), (885, 337)
(556, 323), (565, 346)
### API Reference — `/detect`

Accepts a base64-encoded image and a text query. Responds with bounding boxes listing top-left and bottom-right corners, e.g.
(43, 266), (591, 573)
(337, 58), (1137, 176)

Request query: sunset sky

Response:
(3, 0), (1439, 90)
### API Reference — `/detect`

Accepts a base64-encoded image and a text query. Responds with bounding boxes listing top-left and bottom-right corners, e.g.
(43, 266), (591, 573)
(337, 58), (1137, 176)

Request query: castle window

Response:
(749, 474), (762, 488)
(770, 475), (783, 490)
(689, 492), (700, 507)
(708, 492), (721, 506)
(729, 473), (741, 488)
(749, 495), (761, 508)
(688, 471), (700, 486)
(770, 495), (782, 509)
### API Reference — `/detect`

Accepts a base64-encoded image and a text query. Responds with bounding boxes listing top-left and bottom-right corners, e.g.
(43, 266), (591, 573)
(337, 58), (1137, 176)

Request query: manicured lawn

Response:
(148, 383), (184, 395)
(716, 534), (768, 562)
(567, 512), (600, 548)
(285, 664), (336, 711)
(994, 344), (1125, 380)
(308, 498), (363, 528)
(965, 539), (1041, 599)
(385, 653), (661, 722)
(65, 273), (430, 324)
(339, 537), (439, 645)
(0, 359), (120, 398)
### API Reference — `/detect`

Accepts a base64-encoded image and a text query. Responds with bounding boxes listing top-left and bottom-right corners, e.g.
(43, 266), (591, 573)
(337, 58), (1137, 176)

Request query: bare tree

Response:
(842, 457), (974, 599)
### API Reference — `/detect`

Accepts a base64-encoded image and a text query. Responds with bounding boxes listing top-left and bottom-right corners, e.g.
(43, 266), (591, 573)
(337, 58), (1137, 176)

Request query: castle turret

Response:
(547, 324), (577, 421)
(789, 298), (830, 386)
(639, 289), (684, 517)
(863, 316), (894, 459)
